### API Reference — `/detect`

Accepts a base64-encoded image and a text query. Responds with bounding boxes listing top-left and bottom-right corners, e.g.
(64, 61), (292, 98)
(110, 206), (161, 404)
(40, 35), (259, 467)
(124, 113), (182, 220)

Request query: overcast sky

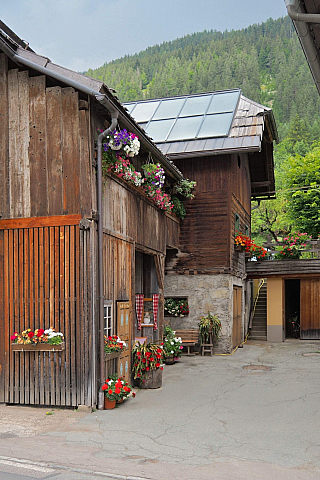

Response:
(2, 1), (288, 72)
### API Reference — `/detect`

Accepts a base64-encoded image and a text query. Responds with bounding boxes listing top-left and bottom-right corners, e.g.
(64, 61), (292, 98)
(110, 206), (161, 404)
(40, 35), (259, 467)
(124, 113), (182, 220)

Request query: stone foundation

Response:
(164, 274), (250, 354)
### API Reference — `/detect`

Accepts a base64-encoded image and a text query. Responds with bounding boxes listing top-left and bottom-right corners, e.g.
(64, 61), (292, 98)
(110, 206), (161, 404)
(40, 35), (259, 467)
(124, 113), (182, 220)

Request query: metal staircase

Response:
(250, 280), (267, 341)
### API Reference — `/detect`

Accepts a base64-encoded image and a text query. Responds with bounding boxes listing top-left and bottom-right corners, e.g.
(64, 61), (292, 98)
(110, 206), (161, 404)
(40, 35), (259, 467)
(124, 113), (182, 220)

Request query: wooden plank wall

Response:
(300, 278), (320, 339)
(172, 156), (230, 272)
(0, 216), (93, 406)
(0, 54), (92, 220)
(103, 175), (180, 255)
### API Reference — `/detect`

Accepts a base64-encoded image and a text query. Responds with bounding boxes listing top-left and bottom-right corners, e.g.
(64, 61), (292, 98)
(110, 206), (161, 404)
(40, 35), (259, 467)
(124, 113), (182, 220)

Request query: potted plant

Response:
(132, 341), (164, 388)
(163, 325), (183, 364)
(199, 312), (221, 344)
(101, 375), (135, 409)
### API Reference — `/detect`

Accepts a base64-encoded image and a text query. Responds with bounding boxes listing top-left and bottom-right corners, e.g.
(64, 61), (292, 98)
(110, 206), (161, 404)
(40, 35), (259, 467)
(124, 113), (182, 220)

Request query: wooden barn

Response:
(125, 91), (278, 352)
(0, 22), (183, 407)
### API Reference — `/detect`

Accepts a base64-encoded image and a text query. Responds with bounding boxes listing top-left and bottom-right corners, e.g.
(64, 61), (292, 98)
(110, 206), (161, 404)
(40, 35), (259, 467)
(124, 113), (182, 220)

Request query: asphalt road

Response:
(0, 340), (320, 480)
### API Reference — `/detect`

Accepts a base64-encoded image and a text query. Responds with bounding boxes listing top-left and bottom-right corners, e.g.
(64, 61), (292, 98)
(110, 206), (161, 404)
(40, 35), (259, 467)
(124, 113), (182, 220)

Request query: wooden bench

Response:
(175, 329), (199, 356)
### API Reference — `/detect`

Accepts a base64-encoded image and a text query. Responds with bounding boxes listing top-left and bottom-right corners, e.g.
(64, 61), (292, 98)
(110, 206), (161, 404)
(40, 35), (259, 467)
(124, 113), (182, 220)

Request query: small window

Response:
(104, 301), (113, 337)
(164, 297), (189, 317)
(245, 225), (249, 236)
(235, 213), (240, 233)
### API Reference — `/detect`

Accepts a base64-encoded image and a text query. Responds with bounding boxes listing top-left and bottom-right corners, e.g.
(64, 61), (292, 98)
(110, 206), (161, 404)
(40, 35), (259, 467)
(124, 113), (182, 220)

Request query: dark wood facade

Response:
(171, 152), (250, 276)
(0, 50), (180, 406)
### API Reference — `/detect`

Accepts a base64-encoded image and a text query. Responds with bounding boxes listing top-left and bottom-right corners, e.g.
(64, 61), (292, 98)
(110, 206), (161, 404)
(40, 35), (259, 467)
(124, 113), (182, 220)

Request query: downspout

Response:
(96, 112), (118, 410)
(285, 0), (320, 94)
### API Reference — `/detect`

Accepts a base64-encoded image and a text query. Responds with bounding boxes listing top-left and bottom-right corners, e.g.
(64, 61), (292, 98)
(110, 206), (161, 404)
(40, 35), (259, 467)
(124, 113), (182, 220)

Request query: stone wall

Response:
(164, 274), (251, 353)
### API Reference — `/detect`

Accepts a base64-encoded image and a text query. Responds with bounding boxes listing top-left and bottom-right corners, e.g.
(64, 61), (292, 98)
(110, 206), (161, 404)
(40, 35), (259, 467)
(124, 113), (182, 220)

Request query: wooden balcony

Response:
(246, 259), (320, 278)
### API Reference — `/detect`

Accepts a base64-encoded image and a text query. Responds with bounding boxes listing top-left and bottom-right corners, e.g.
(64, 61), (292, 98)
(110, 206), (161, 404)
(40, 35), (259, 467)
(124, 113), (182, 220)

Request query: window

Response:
(235, 213), (240, 233)
(104, 301), (113, 337)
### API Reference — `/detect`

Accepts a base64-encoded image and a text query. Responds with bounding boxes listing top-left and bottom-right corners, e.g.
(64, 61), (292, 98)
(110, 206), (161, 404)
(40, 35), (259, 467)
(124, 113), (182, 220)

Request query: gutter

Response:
(285, 0), (320, 94)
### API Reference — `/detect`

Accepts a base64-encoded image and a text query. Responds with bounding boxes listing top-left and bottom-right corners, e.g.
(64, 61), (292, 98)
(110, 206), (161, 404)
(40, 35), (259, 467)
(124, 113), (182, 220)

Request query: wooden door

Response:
(0, 214), (94, 407)
(117, 301), (131, 382)
(232, 286), (242, 348)
(300, 278), (320, 339)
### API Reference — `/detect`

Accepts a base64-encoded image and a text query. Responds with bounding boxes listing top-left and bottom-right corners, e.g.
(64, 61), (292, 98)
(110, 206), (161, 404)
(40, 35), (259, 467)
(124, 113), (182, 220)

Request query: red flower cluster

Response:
(235, 234), (267, 259)
(132, 343), (164, 379)
(101, 376), (134, 401)
(104, 335), (126, 354)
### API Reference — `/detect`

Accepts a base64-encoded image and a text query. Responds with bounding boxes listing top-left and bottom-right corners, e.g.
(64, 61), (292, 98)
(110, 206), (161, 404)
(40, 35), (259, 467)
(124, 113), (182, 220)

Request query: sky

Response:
(2, 1), (288, 72)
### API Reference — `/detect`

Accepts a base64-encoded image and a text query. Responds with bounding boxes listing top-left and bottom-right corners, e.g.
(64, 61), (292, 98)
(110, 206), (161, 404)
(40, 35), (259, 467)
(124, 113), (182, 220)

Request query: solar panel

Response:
(124, 89), (240, 143)
(129, 101), (160, 122)
(167, 116), (203, 142)
(152, 98), (185, 120)
(207, 91), (240, 114)
(145, 119), (173, 143)
(198, 113), (234, 138)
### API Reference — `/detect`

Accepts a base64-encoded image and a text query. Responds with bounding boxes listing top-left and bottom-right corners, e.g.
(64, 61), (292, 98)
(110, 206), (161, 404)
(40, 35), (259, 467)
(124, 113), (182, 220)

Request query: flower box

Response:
(12, 342), (65, 352)
(105, 351), (121, 360)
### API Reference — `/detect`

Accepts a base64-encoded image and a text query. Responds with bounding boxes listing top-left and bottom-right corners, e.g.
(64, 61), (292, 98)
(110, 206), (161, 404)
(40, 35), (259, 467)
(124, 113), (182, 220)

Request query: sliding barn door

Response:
(300, 278), (320, 339)
(0, 215), (93, 406)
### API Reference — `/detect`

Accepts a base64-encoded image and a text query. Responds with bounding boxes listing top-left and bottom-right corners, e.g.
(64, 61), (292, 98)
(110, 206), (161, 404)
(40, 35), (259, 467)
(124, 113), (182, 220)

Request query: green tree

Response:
(283, 145), (320, 237)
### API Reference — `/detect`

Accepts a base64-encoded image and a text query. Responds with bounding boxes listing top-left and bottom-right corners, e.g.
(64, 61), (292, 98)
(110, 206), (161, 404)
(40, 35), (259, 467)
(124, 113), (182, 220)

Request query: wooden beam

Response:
(0, 214), (82, 230)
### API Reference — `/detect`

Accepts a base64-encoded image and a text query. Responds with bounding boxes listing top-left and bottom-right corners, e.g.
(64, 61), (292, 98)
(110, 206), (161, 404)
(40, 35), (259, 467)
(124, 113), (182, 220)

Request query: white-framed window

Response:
(104, 301), (113, 337)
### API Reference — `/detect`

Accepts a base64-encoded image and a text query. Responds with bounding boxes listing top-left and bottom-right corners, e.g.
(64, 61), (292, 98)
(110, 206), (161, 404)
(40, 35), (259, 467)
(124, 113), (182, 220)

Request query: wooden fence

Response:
(0, 215), (95, 407)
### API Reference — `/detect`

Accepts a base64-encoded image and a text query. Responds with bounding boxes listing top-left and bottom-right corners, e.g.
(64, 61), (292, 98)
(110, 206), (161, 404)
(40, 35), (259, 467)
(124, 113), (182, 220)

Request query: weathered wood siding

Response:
(172, 155), (232, 272)
(171, 153), (250, 275)
(300, 278), (320, 339)
(0, 215), (94, 406)
(0, 54), (93, 220)
(103, 174), (180, 254)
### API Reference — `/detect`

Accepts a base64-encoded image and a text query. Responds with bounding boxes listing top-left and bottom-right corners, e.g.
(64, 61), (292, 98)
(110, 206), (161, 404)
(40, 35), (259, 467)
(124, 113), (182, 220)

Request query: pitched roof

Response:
(124, 92), (278, 159)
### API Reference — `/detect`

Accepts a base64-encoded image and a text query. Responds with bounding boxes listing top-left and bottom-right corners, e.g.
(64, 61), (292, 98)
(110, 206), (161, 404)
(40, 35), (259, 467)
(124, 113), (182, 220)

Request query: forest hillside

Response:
(85, 16), (320, 241)
(85, 16), (320, 138)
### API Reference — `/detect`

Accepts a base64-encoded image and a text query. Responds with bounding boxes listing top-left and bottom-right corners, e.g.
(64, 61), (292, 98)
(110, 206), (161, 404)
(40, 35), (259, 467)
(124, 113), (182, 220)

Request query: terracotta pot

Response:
(116, 398), (124, 404)
(104, 397), (116, 410)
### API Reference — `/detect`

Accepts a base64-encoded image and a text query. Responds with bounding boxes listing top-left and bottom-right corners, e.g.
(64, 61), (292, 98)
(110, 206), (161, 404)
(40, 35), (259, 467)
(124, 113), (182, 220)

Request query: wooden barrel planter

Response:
(11, 343), (65, 352)
(137, 368), (162, 389)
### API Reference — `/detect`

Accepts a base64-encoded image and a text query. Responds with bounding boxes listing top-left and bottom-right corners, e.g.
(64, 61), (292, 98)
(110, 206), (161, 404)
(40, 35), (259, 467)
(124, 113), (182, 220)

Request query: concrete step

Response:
(249, 334), (267, 341)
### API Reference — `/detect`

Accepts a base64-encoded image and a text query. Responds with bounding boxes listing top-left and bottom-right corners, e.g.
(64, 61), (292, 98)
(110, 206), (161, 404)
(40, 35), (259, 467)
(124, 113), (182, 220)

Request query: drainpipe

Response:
(285, 0), (320, 94)
(96, 111), (118, 410)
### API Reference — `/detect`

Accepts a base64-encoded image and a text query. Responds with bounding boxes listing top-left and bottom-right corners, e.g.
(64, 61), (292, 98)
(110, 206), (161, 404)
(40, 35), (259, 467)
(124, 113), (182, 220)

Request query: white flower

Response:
(171, 350), (174, 354)
(171, 341), (174, 345)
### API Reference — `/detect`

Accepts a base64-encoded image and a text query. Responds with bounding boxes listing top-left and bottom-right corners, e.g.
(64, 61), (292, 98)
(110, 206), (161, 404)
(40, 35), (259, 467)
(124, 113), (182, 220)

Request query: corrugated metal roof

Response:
(125, 92), (277, 157)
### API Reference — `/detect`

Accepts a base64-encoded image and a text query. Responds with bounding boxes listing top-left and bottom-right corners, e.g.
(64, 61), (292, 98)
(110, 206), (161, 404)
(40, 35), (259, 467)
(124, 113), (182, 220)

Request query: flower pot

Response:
(116, 398), (124, 404)
(173, 356), (180, 362)
(104, 397), (116, 410)
(165, 355), (175, 365)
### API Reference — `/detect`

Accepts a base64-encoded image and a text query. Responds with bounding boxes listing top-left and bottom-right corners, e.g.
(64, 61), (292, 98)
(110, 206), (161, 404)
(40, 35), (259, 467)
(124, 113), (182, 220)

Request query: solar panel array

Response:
(124, 90), (241, 143)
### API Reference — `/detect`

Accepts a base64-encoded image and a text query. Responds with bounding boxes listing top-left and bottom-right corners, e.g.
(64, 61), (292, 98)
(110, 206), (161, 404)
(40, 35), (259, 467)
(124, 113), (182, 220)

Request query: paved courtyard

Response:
(0, 340), (320, 479)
